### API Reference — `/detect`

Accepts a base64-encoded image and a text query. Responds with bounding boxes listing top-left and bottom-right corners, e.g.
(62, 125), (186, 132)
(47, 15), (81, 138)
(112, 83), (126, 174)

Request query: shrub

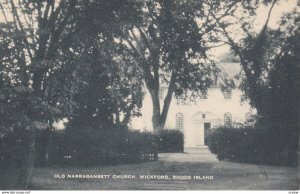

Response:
(120, 131), (158, 163)
(157, 130), (184, 153)
(209, 125), (298, 167)
(0, 130), (34, 189)
(47, 127), (158, 166)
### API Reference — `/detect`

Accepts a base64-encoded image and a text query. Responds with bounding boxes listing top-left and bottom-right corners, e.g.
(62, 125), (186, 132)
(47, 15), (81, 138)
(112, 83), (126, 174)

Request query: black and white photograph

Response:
(0, 0), (299, 192)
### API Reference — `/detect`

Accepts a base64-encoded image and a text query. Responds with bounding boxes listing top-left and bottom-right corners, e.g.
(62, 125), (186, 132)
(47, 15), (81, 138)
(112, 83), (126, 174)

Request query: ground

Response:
(31, 148), (299, 190)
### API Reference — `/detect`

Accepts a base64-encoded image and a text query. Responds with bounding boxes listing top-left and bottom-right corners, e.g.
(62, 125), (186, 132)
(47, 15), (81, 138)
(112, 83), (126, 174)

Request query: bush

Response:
(120, 131), (158, 163)
(0, 130), (34, 189)
(157, 130), (184, 153)
(47, 127), (158, 166)
(209, 125), (298, 167)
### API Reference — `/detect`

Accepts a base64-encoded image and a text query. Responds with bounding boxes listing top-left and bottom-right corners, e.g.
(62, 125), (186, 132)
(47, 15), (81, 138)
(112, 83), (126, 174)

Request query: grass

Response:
(31, 153), (299, 190)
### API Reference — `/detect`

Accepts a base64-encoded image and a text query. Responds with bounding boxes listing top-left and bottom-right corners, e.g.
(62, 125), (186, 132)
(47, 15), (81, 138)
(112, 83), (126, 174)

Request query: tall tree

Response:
(216, 1), (299, 165)
(216, 0), (299, 121)
(0, 0), (140, 188)
(67, 33), (144, 129)
(0, 0), (82, 185)
(117, 0), (261, 133)
(264, 11), (300, 161)
(216, 0), (279, 115)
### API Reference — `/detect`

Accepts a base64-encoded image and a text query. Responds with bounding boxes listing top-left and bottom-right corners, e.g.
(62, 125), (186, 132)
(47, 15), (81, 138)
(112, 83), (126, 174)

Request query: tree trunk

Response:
(148, 73), (176, 134)
(44, 128), (53, 166)
(148, 88), (161, 134)
(159, 74), (175, 129)
(17, 129), (36, 189)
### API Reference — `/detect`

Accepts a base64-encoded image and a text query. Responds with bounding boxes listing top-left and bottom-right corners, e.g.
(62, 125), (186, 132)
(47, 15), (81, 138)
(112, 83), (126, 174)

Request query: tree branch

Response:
(42, 1), (51, 22)
(160, 71), (176, 122)
(17, 0), (37, 45)
(136, 27), (160, 89)
(199, 1), (238, 35)
(10, 0), (34, 60)
(119, 31), (155, 89)
(137, 27), (153, 54)
(216, 18), (252, 79)
(46, 0), (76, 59)
(252, 0), (277, 51)
(207, 43), (227, 49)
(0, 2), (10, 25)
(129, 29), (146, 54)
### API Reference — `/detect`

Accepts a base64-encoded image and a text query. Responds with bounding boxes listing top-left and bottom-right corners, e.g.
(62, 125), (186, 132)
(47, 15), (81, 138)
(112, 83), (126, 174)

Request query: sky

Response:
(210, 0), (298, 58)
(255, 0), (298, 30)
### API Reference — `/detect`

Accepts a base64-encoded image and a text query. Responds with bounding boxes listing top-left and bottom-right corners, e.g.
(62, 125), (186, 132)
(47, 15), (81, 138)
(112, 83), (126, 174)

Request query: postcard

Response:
(0, 0), (299, 192)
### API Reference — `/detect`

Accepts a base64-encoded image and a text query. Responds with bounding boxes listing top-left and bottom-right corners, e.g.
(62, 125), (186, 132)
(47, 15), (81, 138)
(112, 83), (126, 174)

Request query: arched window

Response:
(176, 113), (184, 131)
(224, 112), (232, 126)
(223, 89), (232, 99)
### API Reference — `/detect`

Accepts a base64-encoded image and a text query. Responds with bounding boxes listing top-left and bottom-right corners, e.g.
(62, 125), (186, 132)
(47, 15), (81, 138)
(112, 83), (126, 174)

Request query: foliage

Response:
(209, 125), (298, 167)
(157, 130), (184, 153)
(117, 0), (255, 132)
(0, 0), (144, 133)
(66, 34), (144, 128)
(42, 128), (158, 166)
(0, 0), (144, 188)
(217, 4), (299, 166)
(36, 128), (185, 166)
(219, 2), (299, 119)
(0, 130), (27, 189)
(263, 11), (300, 126)
(121, 131), (158, 163)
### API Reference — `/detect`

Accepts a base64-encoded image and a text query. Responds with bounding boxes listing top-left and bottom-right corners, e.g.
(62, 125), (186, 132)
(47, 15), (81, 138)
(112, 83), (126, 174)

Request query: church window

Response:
(176, 113), (184, 131)
(224, 112), (232, 126)
(223, 89), (232, 99)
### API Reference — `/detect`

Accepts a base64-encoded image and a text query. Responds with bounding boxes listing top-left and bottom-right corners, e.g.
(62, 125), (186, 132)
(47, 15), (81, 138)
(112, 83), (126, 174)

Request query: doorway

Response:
(204, 122), (211, 146)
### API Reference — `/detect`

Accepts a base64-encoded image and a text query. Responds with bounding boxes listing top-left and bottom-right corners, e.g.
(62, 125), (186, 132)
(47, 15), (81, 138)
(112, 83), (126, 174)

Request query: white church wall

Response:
(131, 87), (254, 131)
(130, 62), (256, 147)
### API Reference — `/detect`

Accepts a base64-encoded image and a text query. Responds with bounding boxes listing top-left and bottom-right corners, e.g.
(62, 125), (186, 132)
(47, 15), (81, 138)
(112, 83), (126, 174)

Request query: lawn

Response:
(31, 152), (299, 190)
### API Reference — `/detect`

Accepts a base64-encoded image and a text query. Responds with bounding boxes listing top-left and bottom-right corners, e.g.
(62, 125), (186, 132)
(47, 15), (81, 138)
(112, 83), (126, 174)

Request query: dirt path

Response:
(32, 149), (299, 190)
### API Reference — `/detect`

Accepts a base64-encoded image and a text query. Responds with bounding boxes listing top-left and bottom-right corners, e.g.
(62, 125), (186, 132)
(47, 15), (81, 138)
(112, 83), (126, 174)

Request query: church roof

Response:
(216, 62), (242, 88)
(217, 62), (241, 79)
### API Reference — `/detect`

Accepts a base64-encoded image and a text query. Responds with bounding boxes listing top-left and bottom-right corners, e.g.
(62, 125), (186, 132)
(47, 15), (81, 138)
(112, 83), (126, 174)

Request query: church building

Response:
(131, 62), (256, 148)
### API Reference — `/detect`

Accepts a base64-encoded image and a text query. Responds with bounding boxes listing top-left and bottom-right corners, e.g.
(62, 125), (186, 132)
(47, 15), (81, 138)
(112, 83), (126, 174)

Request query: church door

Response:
(204, 122), (211, 146)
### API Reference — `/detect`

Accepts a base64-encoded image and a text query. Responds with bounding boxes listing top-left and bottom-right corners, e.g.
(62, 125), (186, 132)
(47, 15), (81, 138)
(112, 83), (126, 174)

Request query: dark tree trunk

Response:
(44, 128), (53, 166)
(149, 73), (176, 134)
(159, 74), (176, 129)
(149, 89), (162, 134)
(17, 129), (36, 189)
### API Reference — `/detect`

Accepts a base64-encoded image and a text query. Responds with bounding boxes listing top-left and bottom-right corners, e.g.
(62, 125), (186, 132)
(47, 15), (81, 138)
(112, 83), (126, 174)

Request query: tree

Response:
(265, 11), (300, 162)
(216, 0), (299, 121)
(67, 33), (144, 130)
(216, 0), (279, 115)
(255, 10), (300, 128)
(0, 0), (141, 188)
(216, 1), (299, 165)
(117, 0), (263, 133)
(0, 0), (85, 188)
